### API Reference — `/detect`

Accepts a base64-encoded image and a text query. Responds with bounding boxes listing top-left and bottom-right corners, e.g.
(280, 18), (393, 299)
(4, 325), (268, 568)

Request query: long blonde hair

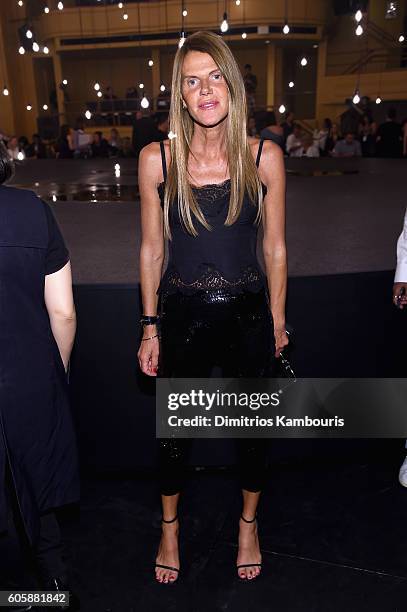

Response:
(163, 30), (264, 239)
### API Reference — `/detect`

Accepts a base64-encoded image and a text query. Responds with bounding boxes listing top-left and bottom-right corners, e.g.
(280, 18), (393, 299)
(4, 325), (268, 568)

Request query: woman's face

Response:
(181, 51), (229, 127)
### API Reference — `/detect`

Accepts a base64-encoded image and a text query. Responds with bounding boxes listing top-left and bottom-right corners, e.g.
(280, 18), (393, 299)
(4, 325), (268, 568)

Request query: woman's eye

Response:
(187, 79), (197, 86)
(212, 73), (222, 80)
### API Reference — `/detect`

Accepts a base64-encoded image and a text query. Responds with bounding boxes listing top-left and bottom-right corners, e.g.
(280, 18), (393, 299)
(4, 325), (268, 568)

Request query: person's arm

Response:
(258, 140), (289, 357)
(137, 142), (165, 376)
(44, 262), (77, 370)
(393, 209), (407, 309)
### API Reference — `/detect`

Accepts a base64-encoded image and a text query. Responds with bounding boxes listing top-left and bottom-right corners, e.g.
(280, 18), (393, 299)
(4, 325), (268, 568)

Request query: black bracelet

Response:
(140, 315), (160, 326)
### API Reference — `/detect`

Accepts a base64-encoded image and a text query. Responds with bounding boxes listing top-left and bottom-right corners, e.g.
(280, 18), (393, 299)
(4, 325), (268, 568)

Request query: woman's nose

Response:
(200, 80), (212, 95)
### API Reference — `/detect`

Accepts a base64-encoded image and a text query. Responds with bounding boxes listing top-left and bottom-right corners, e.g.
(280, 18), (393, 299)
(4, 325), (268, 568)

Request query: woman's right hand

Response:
(137, 325), (160, 376)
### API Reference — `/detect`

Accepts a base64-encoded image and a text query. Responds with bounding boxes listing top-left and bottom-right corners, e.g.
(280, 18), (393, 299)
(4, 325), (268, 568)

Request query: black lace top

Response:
(157, 140), (268, 297)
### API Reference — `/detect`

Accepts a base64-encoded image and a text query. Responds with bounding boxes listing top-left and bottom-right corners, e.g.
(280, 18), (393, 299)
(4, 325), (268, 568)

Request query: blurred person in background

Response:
(359, 116), (377, 157)
(332, 131), (361, 157)
(247, 115), (259, 138)
(376, 107), (403, 158)
(26, 133), (47, 159)
(313, 118), (331, 156)
(299, 132), (320, 157)
(259, 111), (285, 152)
(56, 125), (74, 159)
(281, 110), (295, 144)
(91, 131), (110, 158)
(285, 123), (303, 157)
(7, 136), (24, 161)
(108, 128), (123, 156)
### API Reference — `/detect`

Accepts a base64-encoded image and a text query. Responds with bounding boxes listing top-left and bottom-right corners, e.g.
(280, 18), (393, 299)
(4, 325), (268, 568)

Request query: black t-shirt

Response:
(41, 199), (70, 275)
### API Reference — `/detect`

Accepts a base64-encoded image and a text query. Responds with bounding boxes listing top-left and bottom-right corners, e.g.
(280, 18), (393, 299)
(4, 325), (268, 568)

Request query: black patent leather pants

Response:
(156, 287), (275, 496)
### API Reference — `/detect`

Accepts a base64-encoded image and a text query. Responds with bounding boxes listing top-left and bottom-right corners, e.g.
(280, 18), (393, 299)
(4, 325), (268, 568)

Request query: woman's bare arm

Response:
(256, 139), (288, 356)
(137, 142), (165, 375)
(44, 261), (76, 370)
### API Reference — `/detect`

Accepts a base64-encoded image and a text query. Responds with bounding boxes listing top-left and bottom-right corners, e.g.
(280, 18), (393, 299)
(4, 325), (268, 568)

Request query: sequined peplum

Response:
(156, 140), (268, 299)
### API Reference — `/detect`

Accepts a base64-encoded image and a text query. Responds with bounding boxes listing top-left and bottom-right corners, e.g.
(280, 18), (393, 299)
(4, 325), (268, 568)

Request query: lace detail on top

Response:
(158, 264), (267, 298)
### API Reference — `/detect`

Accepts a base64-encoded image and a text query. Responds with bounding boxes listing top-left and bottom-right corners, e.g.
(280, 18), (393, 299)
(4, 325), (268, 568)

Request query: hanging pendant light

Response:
(220, 12), (229, 33)
(140, 96), (149, 109)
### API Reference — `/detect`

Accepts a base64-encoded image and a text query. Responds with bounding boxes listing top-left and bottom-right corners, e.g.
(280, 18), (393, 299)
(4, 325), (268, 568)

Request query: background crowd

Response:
(1, 66), (407, 161)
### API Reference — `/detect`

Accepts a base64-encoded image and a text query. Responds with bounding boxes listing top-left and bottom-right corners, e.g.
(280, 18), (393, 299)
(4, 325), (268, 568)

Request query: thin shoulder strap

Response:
(159, 140), (167, 182)
(255, 139), (264, 168)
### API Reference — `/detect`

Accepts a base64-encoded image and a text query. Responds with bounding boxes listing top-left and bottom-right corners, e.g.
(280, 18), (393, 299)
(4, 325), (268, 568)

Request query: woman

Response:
(137, 31), (287, 584)
(0, 142), (79, 608)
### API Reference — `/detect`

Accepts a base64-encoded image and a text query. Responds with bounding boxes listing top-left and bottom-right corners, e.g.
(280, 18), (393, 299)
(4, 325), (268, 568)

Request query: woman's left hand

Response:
(274, 326), (289, 358)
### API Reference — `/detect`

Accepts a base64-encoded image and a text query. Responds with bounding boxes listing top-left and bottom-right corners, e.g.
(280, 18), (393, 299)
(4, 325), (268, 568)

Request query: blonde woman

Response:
(137, 31), (287, 584)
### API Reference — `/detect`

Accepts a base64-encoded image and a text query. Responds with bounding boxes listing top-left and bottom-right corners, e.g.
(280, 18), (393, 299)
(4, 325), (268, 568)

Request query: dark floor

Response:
(2, 448), (407, 612)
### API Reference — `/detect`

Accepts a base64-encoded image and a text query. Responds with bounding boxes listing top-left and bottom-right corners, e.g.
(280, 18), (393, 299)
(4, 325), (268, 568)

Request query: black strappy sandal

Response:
(154, 515), (180, 584)
(236, 514), (262, 581)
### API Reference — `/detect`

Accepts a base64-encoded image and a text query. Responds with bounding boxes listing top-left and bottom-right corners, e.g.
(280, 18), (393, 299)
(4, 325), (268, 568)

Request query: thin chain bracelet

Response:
(141, 333), (160, 341)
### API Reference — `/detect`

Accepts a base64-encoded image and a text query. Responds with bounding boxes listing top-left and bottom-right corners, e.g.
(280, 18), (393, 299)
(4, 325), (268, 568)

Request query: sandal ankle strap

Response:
(240, 513), (257, 523)
(161, 514), (178, 523)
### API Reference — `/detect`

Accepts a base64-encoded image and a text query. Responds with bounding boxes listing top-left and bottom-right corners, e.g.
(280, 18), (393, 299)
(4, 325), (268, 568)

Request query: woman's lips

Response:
(198, 101), (219, 110)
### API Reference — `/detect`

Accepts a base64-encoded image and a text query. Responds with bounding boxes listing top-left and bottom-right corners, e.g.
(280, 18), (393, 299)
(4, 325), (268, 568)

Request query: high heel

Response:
(154, 515), (180, 584)
(236, 514), (262, 580)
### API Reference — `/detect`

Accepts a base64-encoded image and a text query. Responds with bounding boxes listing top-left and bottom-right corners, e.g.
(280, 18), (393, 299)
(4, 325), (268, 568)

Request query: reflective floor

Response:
(7, 157), (405, 283)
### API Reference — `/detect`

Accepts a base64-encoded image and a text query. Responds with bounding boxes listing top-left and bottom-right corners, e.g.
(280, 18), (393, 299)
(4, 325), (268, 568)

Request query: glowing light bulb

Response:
(182, 9), (187, 16)
(114, 163), (121, 177)
(355, 25), (363, 36)
(62, 79), (68, 85)
(139, 83), (144, 89)
(26, 104), (32, 110)
(123, 12), (128, 20)
(43, 104), (48, 110)
(178, 34), (186, 48)
(353, 92), (360, 104)
(399, 34), (405, 43)
(375, 96), (382, 104)
(288, 81), (294, 88)
(97, 91), (102, 98)
(85, 109), (92, 119)
(278, 104), (286, 114)
(140, 96), (149, 109)
(300, 56), (308, 66)
(57, 1), (63, 9)
(3, 87), (9, 96)
(43, 46), (49, 54)
(44, 6), (49, 14)
(220, 13), (229, 33)
(160, 84), (166, 92)
(32, 42), (40, 52)
(52, 195), (57, 202)
(355, 10), (362, 22)
(18, 1), (24, 7)
(19, 46), (25, 55)
(94, 82), (100, 91)
(118, 2), (123, 7)
(168, 131), (177, 140)
(148, 59), (154, 66)
(241, 32), (247, 39)
(17, 151), (24, 161)
(235, 0), (241, 4)
(283, 23), (290, 34)
(26, 29), (33, 39)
